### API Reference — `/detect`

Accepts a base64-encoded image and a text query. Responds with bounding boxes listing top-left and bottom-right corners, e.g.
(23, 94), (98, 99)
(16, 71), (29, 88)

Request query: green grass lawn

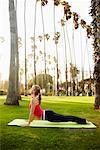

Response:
(0, 96), (100, 150)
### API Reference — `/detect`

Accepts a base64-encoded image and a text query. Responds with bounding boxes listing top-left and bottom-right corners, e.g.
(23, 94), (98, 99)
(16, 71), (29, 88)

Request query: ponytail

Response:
(38, 93), (41, 105)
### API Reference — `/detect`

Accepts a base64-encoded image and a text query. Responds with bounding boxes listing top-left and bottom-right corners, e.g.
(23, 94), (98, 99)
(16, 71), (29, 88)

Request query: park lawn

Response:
(0, 96), (100, 150)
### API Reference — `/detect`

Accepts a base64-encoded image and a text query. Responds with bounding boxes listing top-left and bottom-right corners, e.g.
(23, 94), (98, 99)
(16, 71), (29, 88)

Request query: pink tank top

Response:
(34, 104), (43, 118)
(29, 103), (43, 118)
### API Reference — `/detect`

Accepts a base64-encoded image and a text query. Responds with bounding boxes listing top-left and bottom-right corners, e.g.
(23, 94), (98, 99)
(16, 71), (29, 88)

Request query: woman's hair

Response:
(31, 85), (41, 104)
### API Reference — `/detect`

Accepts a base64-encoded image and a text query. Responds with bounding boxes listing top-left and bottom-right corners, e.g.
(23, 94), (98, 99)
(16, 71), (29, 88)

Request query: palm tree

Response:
(18, 37), (22, 96)
(24, 0), (28, 96)
(70, 63), (80, 95)
(80, 20), (92, 94)
(53, 0), (60, 96)
(90, 0), (100, 109)
(40, 0), (48, 60)
(5, 0), (19, 105)
(53, 32), (60, 96)
(33, 0), (38, 85)
(40, 1), (48, 95)
(60, 18), (68, 96)
(86, 25), (93, 94)
(61, 1), (72, 96)
(30, 37), (37, 84)
(73, 12), (85, 96)
(15, 0), (21, 100)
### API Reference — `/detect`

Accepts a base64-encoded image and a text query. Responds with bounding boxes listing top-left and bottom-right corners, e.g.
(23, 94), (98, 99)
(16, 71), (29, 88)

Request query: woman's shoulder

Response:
(31, 98), (39, 105)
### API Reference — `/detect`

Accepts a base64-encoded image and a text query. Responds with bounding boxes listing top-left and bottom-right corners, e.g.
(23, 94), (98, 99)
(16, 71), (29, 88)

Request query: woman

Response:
(26, 85), (86, 126)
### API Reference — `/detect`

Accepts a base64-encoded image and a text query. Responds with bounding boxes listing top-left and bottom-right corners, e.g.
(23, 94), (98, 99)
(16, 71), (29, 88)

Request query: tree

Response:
(24, 0), (28, 96)
(40, 1), (47, 77)
(53, 32), (60, 96)
(5, 0), (19, 105)
(40, 1), (49, 95)
(90, 0), (100, 109)
(60, 18), (68, 96)
(70, 63), (80, 95)
(15, 1), (21, 100)
(28, 74), (53, 91)
(30, 37), (37, 85)
(53, 0), (61, 96)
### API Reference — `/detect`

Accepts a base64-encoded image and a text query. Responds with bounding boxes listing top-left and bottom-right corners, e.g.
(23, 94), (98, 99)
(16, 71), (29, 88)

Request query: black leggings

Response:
(45, 110), (86, 124)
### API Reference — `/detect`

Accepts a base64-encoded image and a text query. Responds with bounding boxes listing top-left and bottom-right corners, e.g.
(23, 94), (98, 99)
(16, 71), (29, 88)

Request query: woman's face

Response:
(31, 90), (35, 98)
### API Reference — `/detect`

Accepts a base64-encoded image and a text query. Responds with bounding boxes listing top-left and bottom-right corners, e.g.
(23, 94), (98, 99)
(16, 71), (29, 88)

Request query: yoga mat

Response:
(8, 119), (96, 128)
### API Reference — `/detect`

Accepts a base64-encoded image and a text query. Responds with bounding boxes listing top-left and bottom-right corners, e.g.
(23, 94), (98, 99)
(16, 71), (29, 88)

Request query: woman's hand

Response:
(21, 121), (30, 127)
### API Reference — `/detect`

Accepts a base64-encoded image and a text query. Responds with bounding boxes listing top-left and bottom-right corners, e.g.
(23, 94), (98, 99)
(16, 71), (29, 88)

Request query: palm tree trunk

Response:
(86, 37), (92, 95)
(91, 0), (100, 109)
(33, 0), (37, 85)
(41, 4), (47, 95)
(53, 5), (59, 96)
(24, 0), (27, 96)
(66, 23), (73, 95)
(72, 26), (77, 96)
(5, 0), (19, 105)
(80, 28), (85, 96)
(62, 25), (68, 96)
(15, 0), (21, 100)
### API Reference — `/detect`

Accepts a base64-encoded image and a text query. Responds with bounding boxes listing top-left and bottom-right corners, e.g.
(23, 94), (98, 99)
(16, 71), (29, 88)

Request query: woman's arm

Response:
(28, 99), (36, 124)
(28, 114), (34, 125)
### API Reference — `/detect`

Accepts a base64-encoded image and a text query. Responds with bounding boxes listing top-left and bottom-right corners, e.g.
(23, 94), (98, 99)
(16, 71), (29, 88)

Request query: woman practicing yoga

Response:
(26, 85), (86, 126)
